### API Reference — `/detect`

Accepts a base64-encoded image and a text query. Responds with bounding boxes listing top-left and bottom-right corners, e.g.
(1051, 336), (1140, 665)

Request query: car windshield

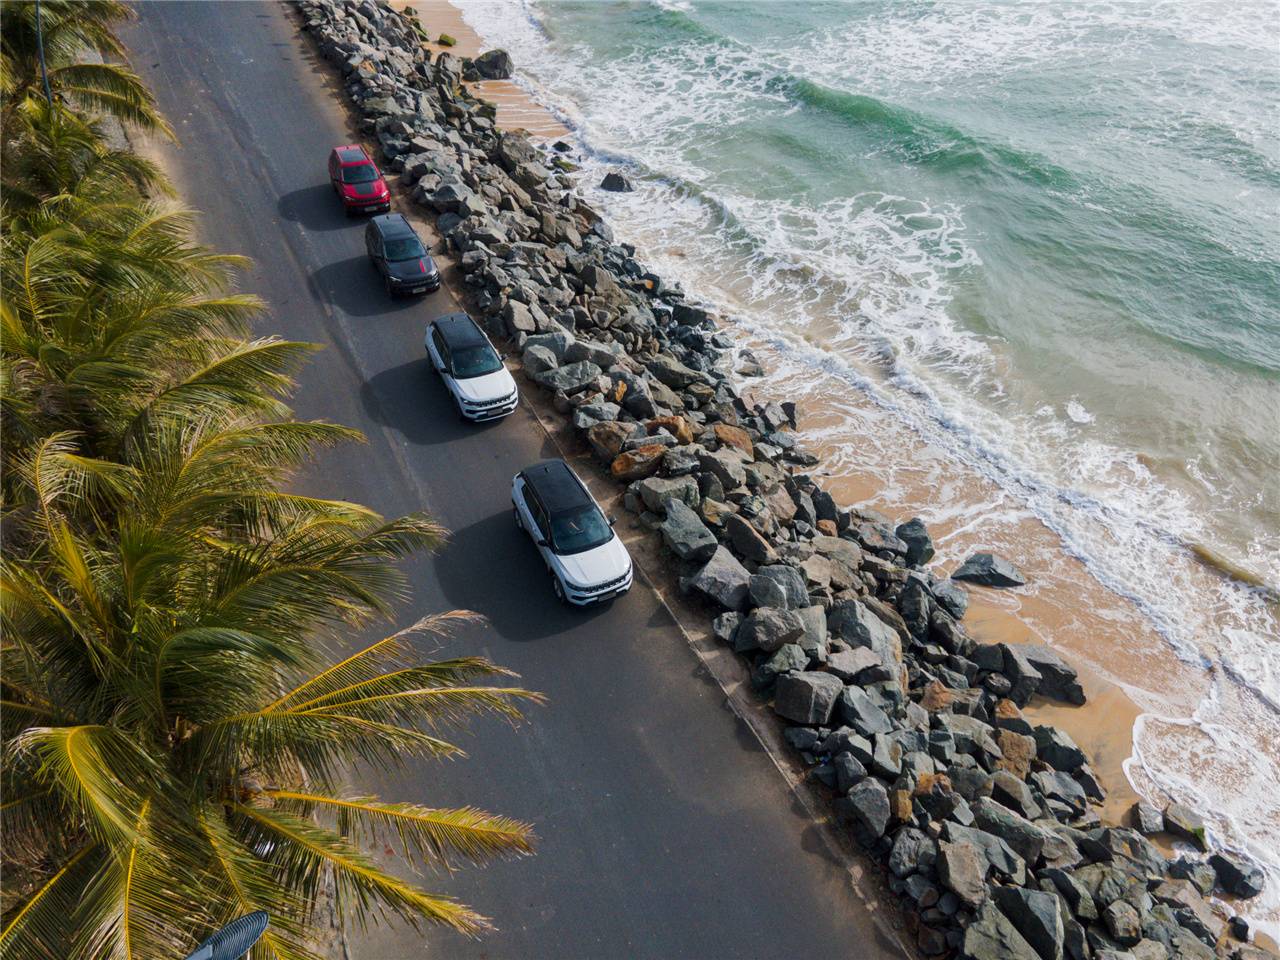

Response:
(450, 343), (503, 379)
(341, 163), (378, 184)
(384, 237), (426, 261)
(549, 504), (613, 555)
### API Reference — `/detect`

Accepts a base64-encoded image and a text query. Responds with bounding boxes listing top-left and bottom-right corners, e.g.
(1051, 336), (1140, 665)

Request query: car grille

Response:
(581, 569), (630, 595)
(465, 389), (517, 409)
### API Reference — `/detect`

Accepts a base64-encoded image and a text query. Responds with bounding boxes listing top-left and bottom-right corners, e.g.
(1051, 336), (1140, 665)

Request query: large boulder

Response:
(1209, 851), (1264, 898)
(646, 353), (703, 390)
(962, 901), (1040, 960)
(661, 500), (717, 562)
(773, 671), (843, 725)
(532, 360), (601, 395)
(952, 552), (1027, 587)
(939, 839), (988, 909)
(1163, 802), (1208, 851)
(895, 517), (935, 566)
(991, 887), (1065, 960)
(842, 776), (890, 840)
(749, 565), (807, 609)
(587, 421), (637, 463)
(686, 547), (751, 610)
(636, 475), (699, 514)
(1022, 644), (1086, 705)
(735, 607), (806, 653)
(724, 514), (778, 564)
(610, 445), (666, 481)
(471, 48), (514, 79)
(827, 600), (902, 675)
(600, 170), (635, 192)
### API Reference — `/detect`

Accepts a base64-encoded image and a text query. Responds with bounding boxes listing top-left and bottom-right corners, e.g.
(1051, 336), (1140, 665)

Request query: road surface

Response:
(121, 5), (905, 958)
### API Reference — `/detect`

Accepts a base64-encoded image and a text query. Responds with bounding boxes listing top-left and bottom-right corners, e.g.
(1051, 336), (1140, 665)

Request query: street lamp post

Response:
(181, 911), (270, 960)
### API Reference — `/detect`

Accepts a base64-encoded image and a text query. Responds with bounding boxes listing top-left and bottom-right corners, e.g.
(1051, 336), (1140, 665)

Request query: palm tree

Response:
(1, 98), (167, 214)
(1, 421), (543, 959)
(0, 0), (170, 136)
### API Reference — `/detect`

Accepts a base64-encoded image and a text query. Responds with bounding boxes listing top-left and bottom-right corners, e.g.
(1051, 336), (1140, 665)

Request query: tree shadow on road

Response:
(278, 183), (350, 232)
(311, 256), (422, 317)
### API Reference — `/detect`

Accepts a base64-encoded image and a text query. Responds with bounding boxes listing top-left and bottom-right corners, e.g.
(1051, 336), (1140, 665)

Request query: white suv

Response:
(425, 313), (518, 421)
(512, 459), (633, 606)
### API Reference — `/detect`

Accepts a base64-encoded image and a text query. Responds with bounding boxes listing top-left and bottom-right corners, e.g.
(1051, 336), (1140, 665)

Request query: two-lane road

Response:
(122, 5), (904, 957)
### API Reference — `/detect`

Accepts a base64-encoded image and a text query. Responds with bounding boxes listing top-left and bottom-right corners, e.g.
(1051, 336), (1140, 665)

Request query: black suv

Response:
(364, 214), (440, 296)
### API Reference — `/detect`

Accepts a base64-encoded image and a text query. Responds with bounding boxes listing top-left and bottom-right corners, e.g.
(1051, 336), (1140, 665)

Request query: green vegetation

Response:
(0, 3), (539, 956)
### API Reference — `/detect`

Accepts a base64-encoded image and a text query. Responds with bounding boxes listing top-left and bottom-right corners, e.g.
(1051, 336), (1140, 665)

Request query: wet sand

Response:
(400, 0), (569, 139)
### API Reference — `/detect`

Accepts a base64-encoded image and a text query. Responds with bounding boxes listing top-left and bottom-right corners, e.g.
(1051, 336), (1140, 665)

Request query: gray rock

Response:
(825, 646), (883, 683)
(827, 600), (902, 676)
(1035, 725), (1087, 772)
(1103, 900), (1142, 948)
(646, 353), (703, 390)
(972, 797), (1047, 867)
(711, 612), (741, 645)
(747, 575), (787, 609)
(532, 360), (600, 394)
(1163, 803), (1208, 851)
(472, 48), (514, 79)
(1022, 644), (1086, 705)
(773, 671), (843, 725)
(600, 170), (635, 192)
(889, 828), (936, 878)
(1042, 867), (1099, 921)
(750, 565), (807, 609)
(661, 500), (718, 562)
(952, 552), (1027, 587)
(503, 298), (538, 335)
(833, 750), (868, 792)
(755, 643), (809, 686)
(844, 776), (890, 839)
(944, 823), (1027, 884)
(724, 514), (778, 564)
(989, 769), (1043, 820)
(736, 607), (806, 653)
(962, 901), (1040, 960)
(1131, 801), (1165, 836)
(564, 338), (621, 367)
(1209, 851), (1264, 898)
(686, 546), (751, 610)
(523, 330), (576, 360)
(522, 343), (559, 374)
(895, 517), (936, 566)
(838, 686), (894, 736)
(929, 578), (970, 619)
(698, 449), (748, 489)
(940, 839), (988, 909)
(992, 886), (1065, 960)
(637, 475), (699, 514)
(795, 605), (829, 660)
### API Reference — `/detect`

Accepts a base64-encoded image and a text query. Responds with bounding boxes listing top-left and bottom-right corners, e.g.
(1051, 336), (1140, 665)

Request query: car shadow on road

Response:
(433, 511), (614, 641)
(311, 256), (422, 317)
(278, 183), (350, 232)
(360, 358), (503, 446)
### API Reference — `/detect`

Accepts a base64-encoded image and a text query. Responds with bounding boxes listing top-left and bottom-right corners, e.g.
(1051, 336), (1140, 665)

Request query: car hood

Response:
(452, 367), (516, 402)
(344, 180), (385, 198)
(387, 255), (438, 281)
(555, 534), (630, 589)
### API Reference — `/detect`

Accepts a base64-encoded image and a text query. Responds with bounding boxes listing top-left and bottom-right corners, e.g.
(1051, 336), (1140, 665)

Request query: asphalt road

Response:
(122, 5), (904, 958)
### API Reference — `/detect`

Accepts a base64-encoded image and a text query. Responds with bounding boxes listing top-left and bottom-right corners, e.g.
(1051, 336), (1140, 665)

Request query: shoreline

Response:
(291, 1), (1278, 955)
(431, 0), (1152, 829)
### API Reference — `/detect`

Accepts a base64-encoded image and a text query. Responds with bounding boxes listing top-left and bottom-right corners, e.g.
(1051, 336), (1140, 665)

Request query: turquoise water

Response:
(460, 0), (1280, 930)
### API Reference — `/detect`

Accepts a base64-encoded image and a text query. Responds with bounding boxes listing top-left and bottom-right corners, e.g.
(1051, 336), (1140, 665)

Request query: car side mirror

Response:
(535, 537), (548, 548)
(608, 514), (618, 526)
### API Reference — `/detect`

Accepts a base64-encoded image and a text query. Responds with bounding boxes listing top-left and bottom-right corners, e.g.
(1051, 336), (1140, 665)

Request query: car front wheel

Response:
(552, 574), (568, 605)
(513, 505), (523, 530)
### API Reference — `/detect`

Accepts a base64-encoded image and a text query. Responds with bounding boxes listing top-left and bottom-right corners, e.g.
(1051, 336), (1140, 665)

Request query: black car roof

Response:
(522, 460), (593, 514)
(370, 214), (416, 239)
(433, 313), (489, 350)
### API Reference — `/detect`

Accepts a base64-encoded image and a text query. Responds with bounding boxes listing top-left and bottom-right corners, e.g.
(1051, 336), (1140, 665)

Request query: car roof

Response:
(522, 460), (593, 514)
(370, 214), (416, 238)
(433, 313), (489, 350)
(334, 145), (370, 164)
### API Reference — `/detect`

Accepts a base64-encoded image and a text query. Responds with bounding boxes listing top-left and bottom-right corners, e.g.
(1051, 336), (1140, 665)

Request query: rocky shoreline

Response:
(292, 2), (1272, 957)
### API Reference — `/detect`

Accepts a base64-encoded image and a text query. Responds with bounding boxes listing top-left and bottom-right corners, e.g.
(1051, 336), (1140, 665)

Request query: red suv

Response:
(328, 144), (390, 216)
